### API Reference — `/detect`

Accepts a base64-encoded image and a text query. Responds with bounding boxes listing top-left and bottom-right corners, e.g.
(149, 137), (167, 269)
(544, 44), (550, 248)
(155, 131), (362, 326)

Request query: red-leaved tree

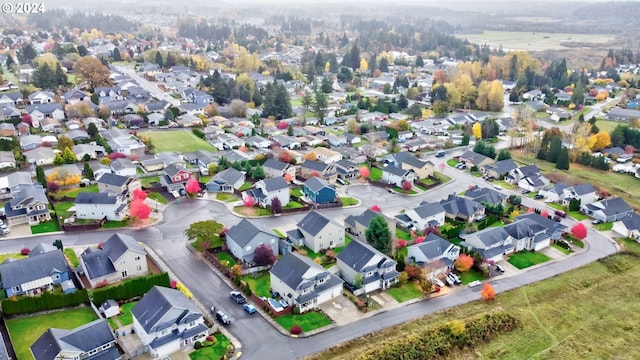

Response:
(541, 209), (549, 218)
(424, 226), (441, 237)
(370, 204), (381, 212)
(185, 177), (200, 195)
(481, 283), (496, 301)
(402, 180), (412, 192)
(279, 150), (291, 163)
(276, 121), (289, 130)
(571, 222), (588, 240)
(454, 254), (474, 272)
(133, 189), (147, 201)
(130, 199), (151, 220)
(108, 152), (127, 160)
(271, 197), (282, 214)
(311, 170), (320, 177)
(243, 195), (255, 208)
(527, 207), (534, 213)
(253, 243), (276, 266)
(404, 264), (422, 280)
(359, 166), (370, 179)
(22, 114), (32, 125)
(625, 145), (635, 154)
(284, 173), (293, 182)
(397, 239), (407, 248)
(415, 236), (425, 244)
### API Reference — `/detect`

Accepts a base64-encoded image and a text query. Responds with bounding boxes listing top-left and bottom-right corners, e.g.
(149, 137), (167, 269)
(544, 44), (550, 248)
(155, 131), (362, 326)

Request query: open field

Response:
(138, 130), (215, 153)
(595, 119), (624, 134)
(456, 31), (617, 52)
(307, 252), (640, 360)
(510, 151), (640, 210)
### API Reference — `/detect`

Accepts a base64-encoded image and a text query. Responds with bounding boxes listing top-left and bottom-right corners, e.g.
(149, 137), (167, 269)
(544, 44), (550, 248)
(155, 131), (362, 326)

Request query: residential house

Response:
(177, 114), (203, 127)
(612, 213), (640, 240)
(206, 168), (245, 193)
(263, 159), (296, 179)
(325, 134), (347, 147)
(66, 129), (90, 142)
(24, 147), (55, 166)
(580, 197), (634, 223)
(132, 286), (208, 359)
(345, 133), (362, 145)
(72, 143), (105, 160)
(110, 158), (137, 177)
(61, 88), (91, 104)
(463, 186), (507, 207)
(479, 158), (517, 179)
(245, 135), (270, 149)
(28, 90), (55, 104)
(309, 147), (342, 164)
(300, 160), (337, 183)
(16, 122), (30, 136)
(539, 182), (571, 203)
(345, 209), (396, 242)
(0, 105), (20, 121)
(0, 151), (15, 169)
(407, 233), (461, 280)
(271, 135), (301, 149)
(20, 134), (43, 150)
(0, 246), (69, 296)
(97, 173), (141, 200)
(303, 177), (336, 204)
(144, 100), (170, 114)
(383, 151), (434, 179)
(459, 150), (495, 169)
(95, 86), (123, 100)
(245, 177), (290, 207)
(92, 163), (112, 181)
(0, 122), (16, 137)
(398, 201), (446, 230)
(335, 159), (358, 180)
(226, 219), (279, 264)
(30, 319), (120, 360)
(212, 133), (243, 150)
(101, 128), (146, 157)
(270, 252), (344, 313)
(561, 183), (597, 206)
(439, 194), (486, 223)
(27, 103), (65, 122)
(337, 239), (399, 294)
(508, 164), (549, 192)
(0, 171), (33, 193)
(75, 192), (128, 221)
(0, 91), (24, 107)
(100, 299), (120, 319)
(287, 211), (344, 253)
(160, 164), (192, 192)
(4, 184), (51, 226)
(381, 166), (415, 187)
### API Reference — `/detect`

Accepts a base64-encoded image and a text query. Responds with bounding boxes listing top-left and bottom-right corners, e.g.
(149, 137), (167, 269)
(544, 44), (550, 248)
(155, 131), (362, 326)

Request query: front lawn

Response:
(64, 248), (80, 267)
(138, 130), (215, 153)
(7, 307), (98, 360)
(339, 197), (358, 206)
(446, 159), (460, 167)
(0, 253), (26, 263)
(458, 269), (485, 285)
(216, 252), (236, 268)
(552, 243), (572, 255)
(594, 222), (613, 231)
(291, 187), (304, 198)
(238, 182), (253, 191)
(101, 219), (131, 229)
(546, 202), (566, 211)
(508, 251), (552, 269)
(275, 311), (332, 333)
(392, 186), (418, 194)
(420, 177), (437, 186)
(493, 180), (515, 189)
(284, 200), (305, 209)
(370, 167), (382, 181)
(140, 175), (160, 188)
(241, 272), (270, 298)
(146, 192), (168, 205)
(31, 222), (61, 234)
(233, 206), (272, 216)
(433, 171), (451, 183)
(396, 228), (411, 240)
(568, 211), (589, 221)
(216, 192), (238, 202)
(387, 281), (423, 302)
(190, 333), (231, 360)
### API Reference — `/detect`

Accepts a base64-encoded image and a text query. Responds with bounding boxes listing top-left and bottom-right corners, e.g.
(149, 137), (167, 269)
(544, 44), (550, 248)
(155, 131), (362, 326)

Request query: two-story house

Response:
(0, 246), (70, 297)
(459, 150), (495, 170)
(439, 194), (486, 223)
(30, 319), (121, 360)
(335, 159), (359, 180)
(262, 159), (296, 179)
(132, 286), (208, 359)
(226, 219), (279, 264)
(75, 192), (128, 221)
(383, 151), (434, 179)
(508, 164), (550, 192)
(26, 103), (65, 122)
(345, 209), (397, 242)
(287, 211), (344, 253)
(79, 233), (148, 288)
(97, 173), (141, 201)
(561, 183), (597, 206)
(380, 166), (415, 188)
(397, 201), (446, 230)
(206, 167), (246, 193)
(110, 158), (137, 177)
(244, 177), (290, 208)
(160, 164), (192, 192)
(336, 240), (399, 294)
(463, 186), (507, 207)
(4, 184), (51, 226)
(299, 160), (337, 183)
(407, 233), (461, 280)
(270, 252), (344, 313)
(480, 158), (517, 180)
(302, 176), (336, 204)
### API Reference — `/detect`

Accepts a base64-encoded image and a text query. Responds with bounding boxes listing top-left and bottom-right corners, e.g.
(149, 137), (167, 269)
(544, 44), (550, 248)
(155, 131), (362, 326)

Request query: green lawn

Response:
(138, 130), (215, 153)
(109, 301), (138, 329)
(493, 180), (516, 189)
(53, 184), (99, 199)
(333, 236), (352, 254)
(216, 192), (238, 202)
(0, 253), (27, 263)
(140, 175), (160, 188)
(546, 202), (565, 211)
(190, 333), (231, 360)
(101, 219), (131, 229)
(433, 171), (451, 183)
(339, 197), (359, 206)
(396, 228), (411, 240)
(447, 159), (461, 167)
(571, 238), (585, 248)
(458, 269), (485, 285)
(7, 307), (98, 360)
(284, 200), (305, 209)
(216, 252), (236, 268)
(387, 281), (423, 302)
(64, 248), (80, 267)
(147, 191), (168, 205)
(552, 243), (573, 255)
(594, 222), (614, 231)
(617, 237), (640, 252)
(568, 211), (589, 221)
(31, 222), (61, 234)
(238, 182), (254, 191)
(370, 167), (382, 181)
(291, 187), (304, 197)
(241, 272), (270, 297)
(508, 251), (552, 269)
(272, 228), (286, 238)
(392, 186), (418, 194)
(275, 311), (332, 333)
(420, 177), (437, 186)
(53, 201), (75, 220)
(595, 119), (622, 134)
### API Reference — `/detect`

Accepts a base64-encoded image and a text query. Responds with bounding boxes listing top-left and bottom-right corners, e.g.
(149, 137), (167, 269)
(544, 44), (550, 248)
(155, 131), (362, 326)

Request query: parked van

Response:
(436, 150), (445, 158)
(554, 210), (567, 218)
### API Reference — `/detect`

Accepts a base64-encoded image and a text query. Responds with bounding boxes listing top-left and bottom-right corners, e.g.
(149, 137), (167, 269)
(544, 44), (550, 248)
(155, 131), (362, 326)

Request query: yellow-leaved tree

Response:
(359, 58), (368, 72)
(588, 132), (611, 151)
(472, 122), (482, 139)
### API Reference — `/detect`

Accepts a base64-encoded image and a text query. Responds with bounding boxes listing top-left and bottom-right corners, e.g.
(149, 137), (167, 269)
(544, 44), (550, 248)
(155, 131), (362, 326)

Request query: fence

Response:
(249, 293), (294, 318)
(241, 265), (271, 276)
(202, 248), (232, 278)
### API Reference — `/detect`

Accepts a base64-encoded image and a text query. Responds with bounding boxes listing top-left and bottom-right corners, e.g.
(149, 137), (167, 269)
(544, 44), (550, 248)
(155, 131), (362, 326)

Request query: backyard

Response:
(369, 167), (382, 181)
(216, 251), (237, 267)
(275, 311), (332, 333)
(140, 175), (160, 188)
(64, 248), (80, 267)
(7, 307), (98, 360)
(507, 251), (552, 269)
(386, 281), (423, 303)
(241, 272), (270, 298)
(138, 130), (215, 153)
(108, 301), (138, 329)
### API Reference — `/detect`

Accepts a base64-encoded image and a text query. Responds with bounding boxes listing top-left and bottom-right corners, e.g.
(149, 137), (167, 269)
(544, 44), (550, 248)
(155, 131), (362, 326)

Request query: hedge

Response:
(91, 272), (170, 306)
(357, 311), (519, 360)
(2, 289), (89, 316)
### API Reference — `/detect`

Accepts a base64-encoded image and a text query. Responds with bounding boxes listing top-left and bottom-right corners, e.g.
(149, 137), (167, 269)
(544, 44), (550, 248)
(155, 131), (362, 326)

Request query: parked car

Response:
(230, 291), (247, 304)
(493, 184), (502, 190)
(444, 276), (454, 287)
(553, 215), (562, 222)
(467, 280), (482, 288)
(436, 150), (445, 157)
(448, 273), (461, 285)
(521, 189), (531, 194)
(215, 310), (231, 325)
(554, 210), (567, 218)
(534, 194), (544, 200)
(495, 264), (505, 273)
(592, 219), (603, 225)
(243, 303), (257, 314)
(0, 225), (10, 235)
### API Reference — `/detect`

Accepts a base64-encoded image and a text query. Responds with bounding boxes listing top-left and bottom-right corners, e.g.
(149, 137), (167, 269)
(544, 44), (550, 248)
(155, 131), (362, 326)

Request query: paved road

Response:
(115, 66), (181, 107)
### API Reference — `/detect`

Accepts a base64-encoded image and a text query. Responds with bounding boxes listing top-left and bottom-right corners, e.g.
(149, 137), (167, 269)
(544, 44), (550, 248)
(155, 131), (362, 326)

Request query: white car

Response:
(467, 280), (482, 288)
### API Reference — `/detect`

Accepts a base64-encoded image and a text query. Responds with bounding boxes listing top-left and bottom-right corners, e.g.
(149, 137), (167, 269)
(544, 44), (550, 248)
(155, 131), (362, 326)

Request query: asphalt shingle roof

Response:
(131, 286), (203, 334)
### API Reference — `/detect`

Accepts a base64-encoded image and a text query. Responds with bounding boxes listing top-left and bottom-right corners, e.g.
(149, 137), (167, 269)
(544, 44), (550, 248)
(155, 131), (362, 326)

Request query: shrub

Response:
(206, 335), (214, 342)
(20, 248), (30, 255)
(290, 325), (303, 335)
(194, 341), (202, 350)
(95, 279), (109, 288)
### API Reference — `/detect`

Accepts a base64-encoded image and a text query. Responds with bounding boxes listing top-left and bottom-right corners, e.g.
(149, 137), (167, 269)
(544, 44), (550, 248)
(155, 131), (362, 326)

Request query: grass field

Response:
(511, 151), (640, 209)
(595, 119), (623, 134)
(64, 248), (80, 267)
(339, 197), (358, 206)
(189, 332), (230, 360)
(275, 311), (332, 333)
(140, 175), (160, 188)
(0, 253), (26, 263)
(308, 252), (640, 360)
(216, 192), (238, 202)
(109, 301), (138, 329)
(369, 167), (382, 181)
(456, 31), (616, 51)
(508, 251), (552, 269)
(138, 130), (215, 153)
(241, 272), (270, 298)
(7, 307), (98, 360)
(216, 252), (236, 267)
(147, 191), (168, 205)
(387, 281), (423, 303)
(458, 269), (485, 285)
(31, 222), (61, 234)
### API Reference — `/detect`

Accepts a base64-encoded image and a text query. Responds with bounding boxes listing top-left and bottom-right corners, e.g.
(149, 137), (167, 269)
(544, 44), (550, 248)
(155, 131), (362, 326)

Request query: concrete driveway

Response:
(319, 296), (362, 326)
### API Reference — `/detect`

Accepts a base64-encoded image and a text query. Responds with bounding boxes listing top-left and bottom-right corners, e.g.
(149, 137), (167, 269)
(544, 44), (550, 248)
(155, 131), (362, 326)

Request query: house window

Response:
(12, 286), (19, 293)
(121, 271), (128, 278)
(136, 265), (142, 271)
(245, 245), (252, 252)
(120, 260), (125, 266)
(189, 321), (195, 328)
(135, 256), (141, 261)
(52, 274), (60, 280)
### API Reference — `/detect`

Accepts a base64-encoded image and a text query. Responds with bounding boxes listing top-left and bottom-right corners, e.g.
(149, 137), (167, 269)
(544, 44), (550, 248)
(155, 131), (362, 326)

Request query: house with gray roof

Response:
(383, 151), (434, 180)
(508, 164), (550, 192)
(561, 183), (597, 206)
(0, 246), (70, 297)
(459, 150), (495, 169)
(110, 157), (137, 177)
(72, 143), (105, 160)
(79, 233), (147, 288)
(97, 173), (141, 201)
(399, 201), (446, 230)
(270, 251), (344, 313)
(407, 233), (461, 280)
(226, 219), (279, 264)
(479, 158), (517, 179)
(20, 134), (43, 150)
(335, 159), (358, 180)
(381, 165), (415, 188)
(132, 286), (208, 359)
(30, 319), (120, 360)
(75, 192), (128, 221)
(539, 182), (571, 203)
(27, 103), (65, 122)
(4, 184), (51, 226)
(463, 186), (507, 207)
(581, 197), (634, 223)
(345, 209), (397, 243)
(244, 176), (290, 208)
(287, 211), (344, 253)
(439, 194), (485, 223)
(302, 177), (336, 204)
(300, 160), (337, 183)
(262, 158), (296, 179)
(336, 239), (399, 294)
(0, 150), (15, 169)
(206, 167), (245, 193)
(613, 213), (640, 240)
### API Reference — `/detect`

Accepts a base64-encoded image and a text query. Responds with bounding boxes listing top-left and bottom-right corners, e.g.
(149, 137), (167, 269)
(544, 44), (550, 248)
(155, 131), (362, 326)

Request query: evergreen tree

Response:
(497, 149), (512, 161)
(36, 165), (46, 186)
(5, 55), (14, 69)
(547, 136), (562, 163)
(83, 162), (95, 180)
(349, 44), (360, 71)
(54, 63), (67, 86)
(365, 215), (391, 253)
(556, 147), (570, 170)
(32, 63), (56, 89)
(87, 122), (99, 139)
(155, 51), (163, 66)
(415, 55), (424, 67)
(321, 76), (333, 93)
(313, 90), (328, 123)
(379, 57), (389, 72)
(397, 94), (408, 110)
(368, 53), (377, 73)
(112, 48), (122, 62)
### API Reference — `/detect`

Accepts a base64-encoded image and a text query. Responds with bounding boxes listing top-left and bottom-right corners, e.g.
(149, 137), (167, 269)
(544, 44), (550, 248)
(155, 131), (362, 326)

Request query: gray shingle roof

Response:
(409, 233), (455, 262)
(80, 233), (144, 280)
(259, 176), (288, 192)
(297, 211), (331, 236)
(412, 202), (446, 218)
(97, 173), (128, 187)
(0, 250), (67, 289)
(440, 194), (484, 218)
(30, 319), (117, 360)
(383, 165), (409, 177)
(345, 209), (384, 228)
(336, 239), (394, 272)
(210, 167), (244, 186)
(131, 286), (203, 334)
(301, 160), (329, 172)
(226, 219), (276, 248)
(75, 192), (120, 205)
(303, 176), (331, 193)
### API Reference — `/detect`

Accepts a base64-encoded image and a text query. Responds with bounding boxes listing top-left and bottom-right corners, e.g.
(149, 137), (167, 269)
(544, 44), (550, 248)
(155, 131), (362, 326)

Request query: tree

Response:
(547, 136), (563, 163)
(472, 122), (482, 139)
(253, 243), (277, 266)
(541, 209), (549, 218)
(270, 197), (282, 214)
(66, 102), (96, 118)
(454, 254), (474, 272)
(130, 200), (151, 220)
(36, 165), (46, 186)
(402, 180), (412, 192)
(278, 150), (291, 163)
(556, 148), (570, 170)
(242, 195), (255, 208)
(497, 149), (511, 161)
(365, 215), (391, 253)
(304, 152), (317, 161)
(359, 166), (369, 179)
(588, 132), (611, 151)
(571, 222), (588, 240)
(321, 76), (333, 93)
(112, 47), (122, 62)
(52, 239), (64, 251)
(185, 177), (200, 196)
(461, 133), (470, 146)
(133, 189), (147, 201)
(481, 283), (496, 301)
(62, 147), (77, 164)
(87, 122), (99, 139)
(83, 162), (94, 181)
(57, 135), (75, 152)
(415, 55), (424, 67)
(184, 220), (224, 243)
(74, 56), (112, 89)
(313, 90), (328, 123)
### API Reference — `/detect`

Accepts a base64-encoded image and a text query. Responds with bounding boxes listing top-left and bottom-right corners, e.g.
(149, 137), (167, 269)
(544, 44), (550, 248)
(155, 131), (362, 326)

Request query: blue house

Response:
(0, 243), (71, 297)
(303, 176), (336, 204)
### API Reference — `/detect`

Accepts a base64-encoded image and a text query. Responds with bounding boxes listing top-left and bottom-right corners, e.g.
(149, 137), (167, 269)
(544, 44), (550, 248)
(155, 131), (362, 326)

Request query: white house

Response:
(407, 233), (461, 280)
(380, 166), (415, 187)
(244, 177), (290, 208)
(336, 240), (400, 295)
(401, 201), (446, 230)
(74, 192), (128, 221)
